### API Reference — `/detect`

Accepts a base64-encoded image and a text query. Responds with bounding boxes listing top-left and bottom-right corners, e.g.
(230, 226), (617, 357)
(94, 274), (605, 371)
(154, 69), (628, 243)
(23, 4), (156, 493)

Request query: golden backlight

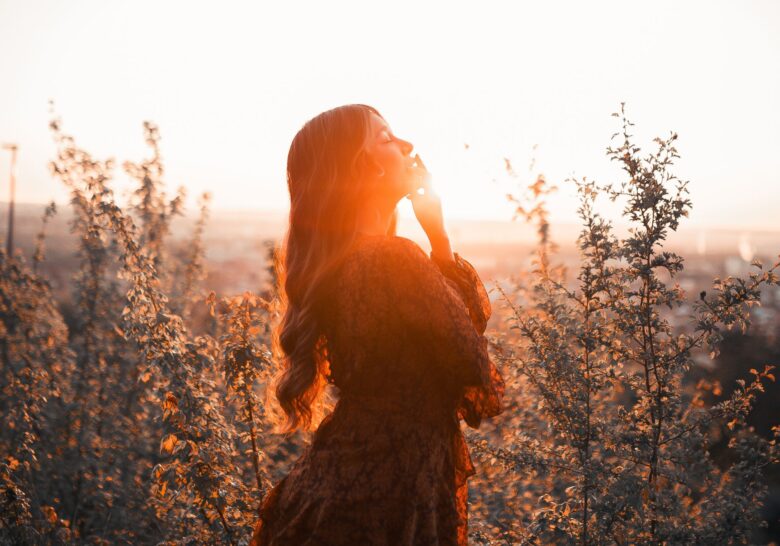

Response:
(0, 0), (778, 230)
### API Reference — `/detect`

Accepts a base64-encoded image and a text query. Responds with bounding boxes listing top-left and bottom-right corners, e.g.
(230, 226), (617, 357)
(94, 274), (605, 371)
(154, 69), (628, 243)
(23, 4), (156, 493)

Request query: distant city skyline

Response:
(1, 0), (778, 229)
(3, 199), (778, 258)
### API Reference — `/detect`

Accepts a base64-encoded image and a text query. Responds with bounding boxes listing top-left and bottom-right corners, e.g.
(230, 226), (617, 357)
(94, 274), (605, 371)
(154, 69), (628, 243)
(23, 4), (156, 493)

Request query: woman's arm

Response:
(429, 234), (454, 263)
(383, 237), (504, 426)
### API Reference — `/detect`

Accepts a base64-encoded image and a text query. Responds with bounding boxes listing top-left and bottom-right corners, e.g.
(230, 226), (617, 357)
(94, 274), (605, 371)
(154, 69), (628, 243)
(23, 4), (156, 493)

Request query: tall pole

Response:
(2, 144), (17, 256)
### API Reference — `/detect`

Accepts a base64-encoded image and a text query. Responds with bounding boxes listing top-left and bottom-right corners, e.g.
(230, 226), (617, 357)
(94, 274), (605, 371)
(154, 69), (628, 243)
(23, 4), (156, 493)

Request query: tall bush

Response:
(471, 103), (779, 544)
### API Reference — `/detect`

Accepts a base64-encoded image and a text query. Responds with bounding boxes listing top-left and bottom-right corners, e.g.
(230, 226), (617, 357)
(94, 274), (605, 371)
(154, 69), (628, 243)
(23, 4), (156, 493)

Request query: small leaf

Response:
(7, 456), (19, 471)
(160, 434), (177, 454)
(162, 392), (178, 411)
(42, 505), (57, 524)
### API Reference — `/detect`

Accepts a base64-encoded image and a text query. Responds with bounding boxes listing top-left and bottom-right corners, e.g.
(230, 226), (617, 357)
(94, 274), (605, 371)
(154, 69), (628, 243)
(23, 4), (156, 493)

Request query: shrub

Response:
(469, 103), (779, 544)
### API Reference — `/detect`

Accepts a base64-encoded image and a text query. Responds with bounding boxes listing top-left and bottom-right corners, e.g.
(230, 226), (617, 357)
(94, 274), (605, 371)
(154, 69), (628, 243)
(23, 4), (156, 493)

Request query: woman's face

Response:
(363, 112), (416, 202)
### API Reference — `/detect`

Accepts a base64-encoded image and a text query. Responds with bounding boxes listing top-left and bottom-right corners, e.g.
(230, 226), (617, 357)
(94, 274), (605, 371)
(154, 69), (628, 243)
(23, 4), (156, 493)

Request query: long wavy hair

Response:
(268, 104), (399, 435)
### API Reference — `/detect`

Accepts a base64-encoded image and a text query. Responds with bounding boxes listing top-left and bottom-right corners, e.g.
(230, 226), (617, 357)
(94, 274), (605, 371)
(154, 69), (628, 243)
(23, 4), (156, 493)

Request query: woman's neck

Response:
(355, 199), (395, 236)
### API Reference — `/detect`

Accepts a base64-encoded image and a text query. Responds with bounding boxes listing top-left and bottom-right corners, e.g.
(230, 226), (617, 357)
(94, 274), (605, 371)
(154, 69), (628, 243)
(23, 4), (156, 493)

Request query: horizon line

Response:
(1, 199), (779, 234)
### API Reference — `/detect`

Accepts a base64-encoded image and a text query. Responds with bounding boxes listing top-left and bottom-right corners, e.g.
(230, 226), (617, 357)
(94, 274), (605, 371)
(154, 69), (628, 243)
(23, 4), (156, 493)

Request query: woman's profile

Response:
(250, 104), (505, 545)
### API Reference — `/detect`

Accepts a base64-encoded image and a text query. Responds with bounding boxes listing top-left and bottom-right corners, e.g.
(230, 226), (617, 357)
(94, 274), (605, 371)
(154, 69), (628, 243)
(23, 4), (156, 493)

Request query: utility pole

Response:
(1, 143), (17, 256)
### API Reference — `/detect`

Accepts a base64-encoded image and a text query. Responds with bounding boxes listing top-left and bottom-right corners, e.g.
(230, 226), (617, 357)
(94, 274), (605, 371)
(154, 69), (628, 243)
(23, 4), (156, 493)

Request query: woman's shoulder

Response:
(349, 234), (428, 266)
(337, 235), (431, 286)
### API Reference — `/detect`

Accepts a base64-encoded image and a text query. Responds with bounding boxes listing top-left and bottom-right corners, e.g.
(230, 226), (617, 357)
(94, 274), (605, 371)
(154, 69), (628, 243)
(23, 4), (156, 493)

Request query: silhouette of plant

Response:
(469, 103), (779, 544)
(2, 103), (777, 545)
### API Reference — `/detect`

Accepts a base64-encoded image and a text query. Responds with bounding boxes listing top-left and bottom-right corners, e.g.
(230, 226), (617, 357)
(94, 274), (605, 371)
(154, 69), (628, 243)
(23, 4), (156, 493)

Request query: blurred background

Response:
(1, 0), (778, 291)
(1, 0), (779, 542)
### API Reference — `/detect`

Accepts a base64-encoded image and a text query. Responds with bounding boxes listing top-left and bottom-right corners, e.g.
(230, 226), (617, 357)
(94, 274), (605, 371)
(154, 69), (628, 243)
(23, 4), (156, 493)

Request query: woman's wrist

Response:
(429, 235), (454, 263)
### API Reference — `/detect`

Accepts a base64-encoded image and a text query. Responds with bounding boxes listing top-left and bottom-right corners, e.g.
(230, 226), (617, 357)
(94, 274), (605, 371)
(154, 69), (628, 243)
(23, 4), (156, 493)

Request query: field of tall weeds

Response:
(1, 104), (778, 545)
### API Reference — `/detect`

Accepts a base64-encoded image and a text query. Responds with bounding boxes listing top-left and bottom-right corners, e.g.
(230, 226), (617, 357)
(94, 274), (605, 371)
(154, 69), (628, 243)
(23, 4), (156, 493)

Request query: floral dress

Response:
(250, 234), (505, 545)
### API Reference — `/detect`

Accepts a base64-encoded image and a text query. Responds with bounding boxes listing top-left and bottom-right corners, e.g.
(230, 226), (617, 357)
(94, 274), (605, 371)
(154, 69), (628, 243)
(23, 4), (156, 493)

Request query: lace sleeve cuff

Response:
(429, 250), (491, 335)
(429, 250), (504, 428)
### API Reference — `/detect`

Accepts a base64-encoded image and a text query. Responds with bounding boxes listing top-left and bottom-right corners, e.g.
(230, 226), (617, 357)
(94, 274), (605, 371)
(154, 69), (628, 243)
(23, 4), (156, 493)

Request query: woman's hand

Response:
(406, 154), (449, 245)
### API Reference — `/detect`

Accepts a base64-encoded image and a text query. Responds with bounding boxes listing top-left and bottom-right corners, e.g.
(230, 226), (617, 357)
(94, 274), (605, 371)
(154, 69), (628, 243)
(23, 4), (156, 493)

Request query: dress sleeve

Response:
(385, 237), (505, 429)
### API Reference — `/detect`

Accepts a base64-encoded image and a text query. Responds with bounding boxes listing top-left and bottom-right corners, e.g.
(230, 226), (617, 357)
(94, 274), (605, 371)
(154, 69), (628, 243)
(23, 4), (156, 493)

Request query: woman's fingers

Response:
(420, 170), (434, 196)
(410, 173), (431, 198)
(412, 154), (433, 195)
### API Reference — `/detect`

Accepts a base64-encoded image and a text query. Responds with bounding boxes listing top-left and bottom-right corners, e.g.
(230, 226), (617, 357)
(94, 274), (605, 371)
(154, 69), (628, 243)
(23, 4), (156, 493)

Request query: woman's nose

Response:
(399, 138), (413, 155)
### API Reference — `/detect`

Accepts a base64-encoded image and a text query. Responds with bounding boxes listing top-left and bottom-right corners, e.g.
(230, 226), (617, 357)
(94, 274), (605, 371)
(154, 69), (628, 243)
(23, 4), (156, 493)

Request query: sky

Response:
(0, 0), (778, 229)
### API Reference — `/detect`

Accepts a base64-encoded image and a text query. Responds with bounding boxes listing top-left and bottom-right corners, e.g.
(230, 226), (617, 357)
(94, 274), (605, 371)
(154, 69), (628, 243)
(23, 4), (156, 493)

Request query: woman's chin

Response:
(402, 176), (416, 196)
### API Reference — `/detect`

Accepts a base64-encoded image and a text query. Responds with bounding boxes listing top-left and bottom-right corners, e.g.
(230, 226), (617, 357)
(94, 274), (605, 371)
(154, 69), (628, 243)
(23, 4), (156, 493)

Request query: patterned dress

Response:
(250, 234), (505, 545)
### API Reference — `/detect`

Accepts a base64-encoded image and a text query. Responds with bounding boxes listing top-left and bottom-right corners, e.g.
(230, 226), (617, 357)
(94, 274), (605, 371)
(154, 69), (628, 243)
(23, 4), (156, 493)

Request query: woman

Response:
(251, 104), (505, 545)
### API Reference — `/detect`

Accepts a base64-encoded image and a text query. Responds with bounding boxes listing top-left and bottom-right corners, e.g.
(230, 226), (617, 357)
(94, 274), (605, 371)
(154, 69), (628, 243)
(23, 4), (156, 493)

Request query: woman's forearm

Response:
(430, 235), (454, 263)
